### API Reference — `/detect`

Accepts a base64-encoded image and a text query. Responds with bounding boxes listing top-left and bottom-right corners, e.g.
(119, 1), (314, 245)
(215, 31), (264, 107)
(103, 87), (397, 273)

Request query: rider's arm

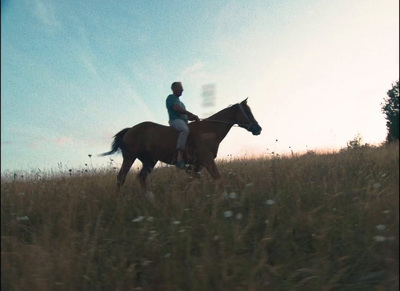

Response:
(172, 104), (199, 121)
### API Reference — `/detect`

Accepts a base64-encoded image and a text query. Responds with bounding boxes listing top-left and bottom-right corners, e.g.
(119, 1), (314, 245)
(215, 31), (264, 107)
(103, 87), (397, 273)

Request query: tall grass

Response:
(1, 144), (398, 290)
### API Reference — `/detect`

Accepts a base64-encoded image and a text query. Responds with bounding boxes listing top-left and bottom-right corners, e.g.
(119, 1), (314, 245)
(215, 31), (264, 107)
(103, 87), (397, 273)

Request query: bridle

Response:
(237, 103), (254, 130)
(200, 103), (256, 130)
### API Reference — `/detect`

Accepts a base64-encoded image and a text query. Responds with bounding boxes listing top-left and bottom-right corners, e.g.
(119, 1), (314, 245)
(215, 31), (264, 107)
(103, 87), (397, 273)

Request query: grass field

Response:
(1, 143), (399, 291)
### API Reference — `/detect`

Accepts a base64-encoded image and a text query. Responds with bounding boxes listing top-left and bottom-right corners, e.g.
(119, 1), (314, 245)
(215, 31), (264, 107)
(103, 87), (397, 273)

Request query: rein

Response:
(199, 103), (254, 130)
(199, 118), (241, 127)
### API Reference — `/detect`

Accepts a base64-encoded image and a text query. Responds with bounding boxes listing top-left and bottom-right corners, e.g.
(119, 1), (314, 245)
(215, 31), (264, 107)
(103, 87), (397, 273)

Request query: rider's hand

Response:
(189, 113), (200, 122)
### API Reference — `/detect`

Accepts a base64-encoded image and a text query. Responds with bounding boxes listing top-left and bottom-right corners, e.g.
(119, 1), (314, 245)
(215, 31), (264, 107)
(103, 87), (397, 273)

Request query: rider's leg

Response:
(169, 119), (189, 169)
(169, 119), (189, 162)
(177, 149), (184, 161)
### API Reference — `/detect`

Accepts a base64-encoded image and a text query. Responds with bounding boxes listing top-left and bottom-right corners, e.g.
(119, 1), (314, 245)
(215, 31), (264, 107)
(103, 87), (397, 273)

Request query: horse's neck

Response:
(207, 107), (236, 142)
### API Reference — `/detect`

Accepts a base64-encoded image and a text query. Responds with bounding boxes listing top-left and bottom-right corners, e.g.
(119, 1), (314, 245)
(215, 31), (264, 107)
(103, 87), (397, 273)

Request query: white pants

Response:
(169, 119), (189, 151)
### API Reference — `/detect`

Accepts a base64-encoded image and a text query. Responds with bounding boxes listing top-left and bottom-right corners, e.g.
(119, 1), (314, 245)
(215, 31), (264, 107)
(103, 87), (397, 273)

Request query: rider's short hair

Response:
(171, 82), (182, 91)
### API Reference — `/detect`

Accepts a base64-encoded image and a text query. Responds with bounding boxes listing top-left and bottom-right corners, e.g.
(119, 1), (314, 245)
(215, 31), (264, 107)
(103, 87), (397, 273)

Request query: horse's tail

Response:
(98, 128), (131, 157)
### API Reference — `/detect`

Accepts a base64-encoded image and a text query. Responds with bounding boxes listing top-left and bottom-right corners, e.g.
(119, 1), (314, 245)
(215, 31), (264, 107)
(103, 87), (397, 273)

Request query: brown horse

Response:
(100, 98), (261, 196)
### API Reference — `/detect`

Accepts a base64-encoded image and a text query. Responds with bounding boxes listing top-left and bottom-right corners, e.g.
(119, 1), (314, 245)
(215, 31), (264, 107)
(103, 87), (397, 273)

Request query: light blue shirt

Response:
(166, 94), (188, 123)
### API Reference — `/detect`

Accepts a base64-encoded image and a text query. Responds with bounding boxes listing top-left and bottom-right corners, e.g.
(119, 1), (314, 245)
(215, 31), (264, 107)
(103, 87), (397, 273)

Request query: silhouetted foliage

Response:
(340, 133), (372, 152)
(347, 133), (364, 149)
(381, 81), (399, 142)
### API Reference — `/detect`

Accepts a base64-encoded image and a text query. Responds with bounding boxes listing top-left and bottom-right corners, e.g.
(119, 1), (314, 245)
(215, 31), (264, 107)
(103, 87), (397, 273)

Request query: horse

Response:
(100, 98), (262, 198)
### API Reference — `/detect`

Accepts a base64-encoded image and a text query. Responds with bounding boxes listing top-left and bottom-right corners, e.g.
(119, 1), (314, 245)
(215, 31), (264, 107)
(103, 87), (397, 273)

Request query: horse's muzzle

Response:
(250, 124), (262, 135)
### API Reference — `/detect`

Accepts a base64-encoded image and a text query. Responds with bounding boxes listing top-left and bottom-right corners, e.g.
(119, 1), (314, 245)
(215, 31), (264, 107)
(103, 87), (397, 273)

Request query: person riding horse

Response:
(166, 82), (199, 169)
(100, 93), (261, 197)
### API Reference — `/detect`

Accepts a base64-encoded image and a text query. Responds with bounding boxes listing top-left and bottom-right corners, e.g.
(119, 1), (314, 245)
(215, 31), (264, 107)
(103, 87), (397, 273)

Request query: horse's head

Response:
(235, 98), (262, 135)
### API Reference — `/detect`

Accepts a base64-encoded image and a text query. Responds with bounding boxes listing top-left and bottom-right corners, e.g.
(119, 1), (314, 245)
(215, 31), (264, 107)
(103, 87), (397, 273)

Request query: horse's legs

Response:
(204, 158), (221, 179)
(137, 154), (158, 201)
(185, 163), (203, 178)
(203, 157), (227, 219)
(116, 156), (136, 194)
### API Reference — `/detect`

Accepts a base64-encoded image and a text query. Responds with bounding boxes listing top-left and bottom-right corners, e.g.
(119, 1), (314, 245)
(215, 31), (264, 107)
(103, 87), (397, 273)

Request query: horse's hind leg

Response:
(116, 156), (136, 194)
(137, 153), (157, 202)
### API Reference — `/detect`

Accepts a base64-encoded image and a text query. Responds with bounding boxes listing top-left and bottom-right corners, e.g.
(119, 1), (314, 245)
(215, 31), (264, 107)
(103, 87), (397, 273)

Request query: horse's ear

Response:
(241, 97), (248, 104)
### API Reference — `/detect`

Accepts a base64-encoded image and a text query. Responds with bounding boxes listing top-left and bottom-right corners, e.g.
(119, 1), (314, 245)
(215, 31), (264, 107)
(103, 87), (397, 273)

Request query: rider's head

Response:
(171, 82), (184, 97)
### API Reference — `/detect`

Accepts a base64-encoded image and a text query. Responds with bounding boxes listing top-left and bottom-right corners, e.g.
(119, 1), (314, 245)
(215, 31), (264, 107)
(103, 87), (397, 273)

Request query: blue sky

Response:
(1, 0), (399, 173)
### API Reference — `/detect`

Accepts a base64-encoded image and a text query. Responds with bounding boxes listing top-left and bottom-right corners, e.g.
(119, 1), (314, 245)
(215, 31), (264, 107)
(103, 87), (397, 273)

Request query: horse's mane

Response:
(205, 103), (238, 120)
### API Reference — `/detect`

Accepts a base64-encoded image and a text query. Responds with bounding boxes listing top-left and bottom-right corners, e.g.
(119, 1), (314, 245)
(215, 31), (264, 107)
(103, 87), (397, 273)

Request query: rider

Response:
(166, 82), (199, 169)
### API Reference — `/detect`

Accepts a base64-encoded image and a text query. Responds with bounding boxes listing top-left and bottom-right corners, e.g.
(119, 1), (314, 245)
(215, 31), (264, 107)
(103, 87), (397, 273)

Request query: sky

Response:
(1, 0), (399, 173)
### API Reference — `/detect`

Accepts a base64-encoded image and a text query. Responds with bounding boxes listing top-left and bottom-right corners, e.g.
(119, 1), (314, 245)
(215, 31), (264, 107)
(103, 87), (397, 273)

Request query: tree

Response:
(347, 133), (364, 149)
(381, 81), (399, 143)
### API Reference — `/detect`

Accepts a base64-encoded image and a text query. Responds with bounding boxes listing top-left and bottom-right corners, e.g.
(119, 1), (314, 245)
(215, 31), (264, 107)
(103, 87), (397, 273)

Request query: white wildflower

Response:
(373, 236), (387, 242)
(148, 230), (157, 241)
(229, 192), (238, 199)
(146, 216), (154, 222)
(145, 191), (155, 203)
(224, 210), (233, 218)
(173, 220), (181, 225)
(266, 199), (276, 205)
(382, 210), (391, 214)
(236, 213), (243, 220)
(178, 229), (186, 233)
(142, 260), (152, 266)
(245, 183), (254, 188)
(132, 216), (145, 223)
(373, 183), (381, 189)
(17, 216), (29, 221)
(376, 225), (386, 231)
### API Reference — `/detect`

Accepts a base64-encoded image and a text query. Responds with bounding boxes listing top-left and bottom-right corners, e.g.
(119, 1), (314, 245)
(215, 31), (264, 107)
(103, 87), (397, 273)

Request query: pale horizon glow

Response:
(1, 0), (399, 173)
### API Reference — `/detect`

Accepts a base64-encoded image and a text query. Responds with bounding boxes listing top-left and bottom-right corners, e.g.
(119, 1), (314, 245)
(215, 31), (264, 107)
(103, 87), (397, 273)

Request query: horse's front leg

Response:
(185, 163), (203, 178)
(204, 158), (221, 179)
(204, 158), (227, 191)
(203, 156), (229, 189)
(203, 158), (229, 218)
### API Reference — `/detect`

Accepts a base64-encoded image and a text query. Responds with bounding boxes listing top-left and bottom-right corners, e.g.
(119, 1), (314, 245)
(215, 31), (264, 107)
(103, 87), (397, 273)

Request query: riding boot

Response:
(176, 159), (186, 170)
(176, 149), (186, 170)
